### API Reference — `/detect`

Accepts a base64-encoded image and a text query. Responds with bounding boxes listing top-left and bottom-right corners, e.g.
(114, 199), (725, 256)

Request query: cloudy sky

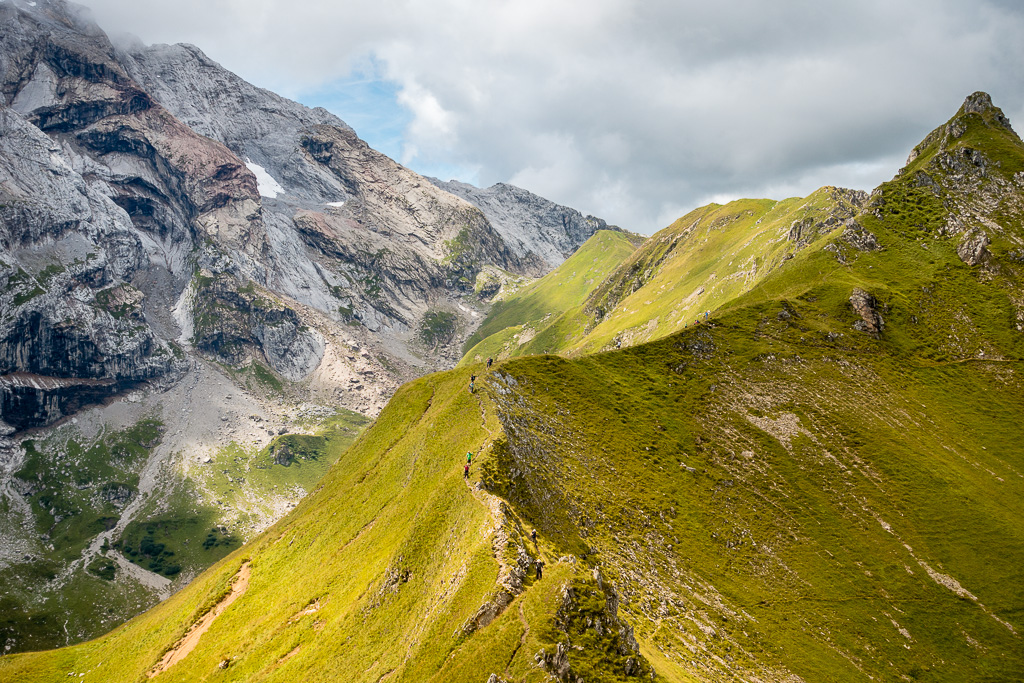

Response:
(81, 0), (1024, 233)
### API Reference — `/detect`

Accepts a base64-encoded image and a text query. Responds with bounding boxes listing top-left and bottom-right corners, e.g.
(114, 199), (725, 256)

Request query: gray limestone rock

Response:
(957, 230), (991, 267)
(840, 219), (880, 252)
(430, 178), (614, 272)
(0, 101), (185, 430)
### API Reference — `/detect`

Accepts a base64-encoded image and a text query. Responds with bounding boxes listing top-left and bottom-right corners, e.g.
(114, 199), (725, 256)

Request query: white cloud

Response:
(80, 0), (1024, 233)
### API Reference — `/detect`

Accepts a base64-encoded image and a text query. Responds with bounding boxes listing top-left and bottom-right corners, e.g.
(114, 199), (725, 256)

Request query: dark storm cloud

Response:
(80, 0), (1024, 232)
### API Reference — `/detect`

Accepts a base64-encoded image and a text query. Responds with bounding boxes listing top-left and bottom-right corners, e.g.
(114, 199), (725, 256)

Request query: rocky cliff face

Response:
(0, 62), (187, 433)
(113, 33), (561, 370)
(431, 178), (616, 272)
(0, 0), (607, 434)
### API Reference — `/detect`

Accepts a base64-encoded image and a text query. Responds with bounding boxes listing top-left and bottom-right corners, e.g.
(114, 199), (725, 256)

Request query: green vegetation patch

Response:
(86, 556), (117, 581)
(114, 517), (239, 579)
(12, 285), (44, 306)
(419, 310), (458, 348)
(16, 419), (163, 560)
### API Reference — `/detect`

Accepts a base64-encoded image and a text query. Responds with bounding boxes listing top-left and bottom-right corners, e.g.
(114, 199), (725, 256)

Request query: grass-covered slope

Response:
(483, 312), (1024, 682)
(481, 187), (866, 361)
(4, 92), (1024, 683)
(0, 365), (562, 682)
(461, 230), (639, 364)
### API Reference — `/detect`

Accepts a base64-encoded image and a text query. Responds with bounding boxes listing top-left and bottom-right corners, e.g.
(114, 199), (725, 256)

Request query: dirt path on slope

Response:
(147, 562), (251, 677)
(504, 600), (531, 677)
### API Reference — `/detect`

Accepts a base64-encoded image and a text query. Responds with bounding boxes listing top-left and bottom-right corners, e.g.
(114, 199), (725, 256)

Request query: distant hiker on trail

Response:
(464, 463), (470, 478)
(531, 529), (537, 544)
(705, 311), (709, 321)
(466, 451), (473, 464)
(486, 357), (493, 369)
(535, 559), (544, 579)
(469, 374), (476, 393)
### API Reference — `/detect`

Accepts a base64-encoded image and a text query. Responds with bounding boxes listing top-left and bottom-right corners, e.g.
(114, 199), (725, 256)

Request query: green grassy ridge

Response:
(563, 186), (868, 355)
(472, 187), (866, 362)
(480, 304), (1024, 681)
(461, 230), (639, 362)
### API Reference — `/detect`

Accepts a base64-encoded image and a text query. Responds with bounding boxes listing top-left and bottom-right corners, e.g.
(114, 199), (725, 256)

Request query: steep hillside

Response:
(3, 256), (1022, 681)
(482, 186), (866, 360)
(461, 230), (640, 364)
(3, 93), (1023, 682)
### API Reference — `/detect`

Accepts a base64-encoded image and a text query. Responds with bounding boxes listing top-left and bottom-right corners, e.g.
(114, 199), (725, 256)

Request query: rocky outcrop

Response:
(850, 288), (884, 337)
(823, 218), (881, 265)
(535, 572), (653, 681)
(786, 187), (868, 248)
(430, 179), (615, 272)
(191, 273), (324, 381)
(957, 230), (991, 266)
(882, 92), (1024, 277)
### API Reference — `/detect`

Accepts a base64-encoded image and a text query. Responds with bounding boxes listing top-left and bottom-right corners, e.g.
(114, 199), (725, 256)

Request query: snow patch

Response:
(173, 280), (196, 346)
(325, 201), (346, 208)
(245, 158), (285, 198)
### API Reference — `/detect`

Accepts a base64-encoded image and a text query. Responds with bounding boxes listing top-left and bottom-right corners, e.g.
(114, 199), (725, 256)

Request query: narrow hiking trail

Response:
(147, 561), (251, 677)
(504, 600), (531, 677)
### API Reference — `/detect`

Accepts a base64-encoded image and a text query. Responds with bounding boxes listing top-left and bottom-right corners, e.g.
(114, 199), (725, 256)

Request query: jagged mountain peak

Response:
(960, 90), (1015, 126)
(867, 91), (1024, 268)
(904, 90), (1021, 167)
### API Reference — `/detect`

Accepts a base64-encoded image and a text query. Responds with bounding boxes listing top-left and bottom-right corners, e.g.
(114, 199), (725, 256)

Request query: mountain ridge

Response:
(2, 91), (1022, 681)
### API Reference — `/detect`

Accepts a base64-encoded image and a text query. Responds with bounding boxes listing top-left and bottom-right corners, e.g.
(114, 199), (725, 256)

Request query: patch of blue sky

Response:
(297, 74), (411, 163)
(294, 63), (481, 187)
